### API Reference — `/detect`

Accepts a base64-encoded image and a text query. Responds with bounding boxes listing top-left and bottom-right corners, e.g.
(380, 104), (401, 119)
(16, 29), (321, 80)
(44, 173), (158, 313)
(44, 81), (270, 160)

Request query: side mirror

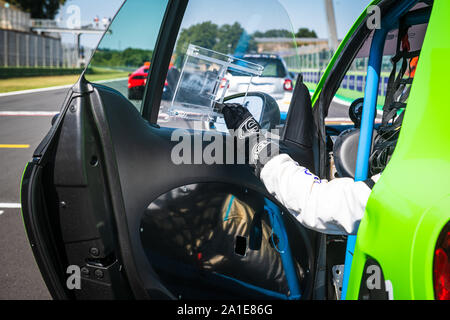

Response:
(212, 92), (281, 133)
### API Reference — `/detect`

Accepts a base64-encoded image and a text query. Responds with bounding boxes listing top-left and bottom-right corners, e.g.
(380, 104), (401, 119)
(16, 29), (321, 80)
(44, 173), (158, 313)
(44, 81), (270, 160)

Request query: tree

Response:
(295, 28), (318, 38)
(253, 29), (294, 38)
(175, 21), (219, 57)
(213, 22), (244, 53)
(7, 0), (67, 19)
(174, 21), (257, 63)
(90, 48), (153, 68)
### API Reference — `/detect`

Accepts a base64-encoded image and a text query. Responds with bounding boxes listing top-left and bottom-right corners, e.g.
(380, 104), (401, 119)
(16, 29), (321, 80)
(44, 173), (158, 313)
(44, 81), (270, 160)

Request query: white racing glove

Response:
(220, 103), (281, 176)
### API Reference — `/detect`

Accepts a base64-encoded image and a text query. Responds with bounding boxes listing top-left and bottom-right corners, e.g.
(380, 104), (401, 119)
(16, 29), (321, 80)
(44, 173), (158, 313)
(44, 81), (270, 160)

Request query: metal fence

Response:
(283, 48), (396, 103)
(62, 43), (95, 68)
(0, 29), (63, 67)
(285, 48), (394, 74)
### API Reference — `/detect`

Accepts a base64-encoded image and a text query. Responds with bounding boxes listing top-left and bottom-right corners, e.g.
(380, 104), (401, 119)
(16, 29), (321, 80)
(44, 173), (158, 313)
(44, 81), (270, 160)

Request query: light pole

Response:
(324, 0), (339, 52)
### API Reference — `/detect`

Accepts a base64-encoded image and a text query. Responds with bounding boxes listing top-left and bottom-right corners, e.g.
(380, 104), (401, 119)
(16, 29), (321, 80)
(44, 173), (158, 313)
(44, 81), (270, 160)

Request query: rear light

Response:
(220, 78), (229, 89)
(284, 79), (293, 91)
(434, 223), (450, 300)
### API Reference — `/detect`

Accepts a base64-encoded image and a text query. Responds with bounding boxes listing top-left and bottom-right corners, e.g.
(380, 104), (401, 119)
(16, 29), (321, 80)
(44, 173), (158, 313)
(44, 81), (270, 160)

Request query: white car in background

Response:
(225, 54), (295, 117)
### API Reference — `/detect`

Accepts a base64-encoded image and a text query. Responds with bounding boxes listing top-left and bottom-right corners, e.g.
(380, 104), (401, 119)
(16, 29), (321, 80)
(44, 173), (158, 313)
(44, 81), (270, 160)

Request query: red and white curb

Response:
(326, 117), (383, 125)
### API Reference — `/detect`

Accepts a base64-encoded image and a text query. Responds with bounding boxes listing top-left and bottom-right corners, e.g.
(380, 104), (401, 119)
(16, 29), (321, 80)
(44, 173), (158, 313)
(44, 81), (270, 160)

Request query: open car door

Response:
(21, 0), (319, 300)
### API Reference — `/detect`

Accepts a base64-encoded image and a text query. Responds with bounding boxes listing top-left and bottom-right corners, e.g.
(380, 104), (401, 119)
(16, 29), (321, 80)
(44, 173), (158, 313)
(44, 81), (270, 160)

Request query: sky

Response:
(181, 0), (371, 38)
(56, 0), (372, 49)
(281, 0), (371, 38)
(56, 0), (124, 47)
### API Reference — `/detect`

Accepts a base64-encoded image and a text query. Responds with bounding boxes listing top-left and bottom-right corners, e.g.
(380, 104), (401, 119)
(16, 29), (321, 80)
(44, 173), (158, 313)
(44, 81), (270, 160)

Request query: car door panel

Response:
(93, 82), (316, 299)
(22, 76), (316, 299)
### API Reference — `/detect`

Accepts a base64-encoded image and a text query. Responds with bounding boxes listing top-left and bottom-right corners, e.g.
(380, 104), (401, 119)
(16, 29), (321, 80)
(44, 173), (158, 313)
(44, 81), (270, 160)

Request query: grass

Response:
(0, 68), (129, 93)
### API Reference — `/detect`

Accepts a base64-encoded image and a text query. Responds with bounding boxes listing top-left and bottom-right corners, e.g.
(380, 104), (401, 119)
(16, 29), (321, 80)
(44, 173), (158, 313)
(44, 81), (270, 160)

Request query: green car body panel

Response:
(342, 0), (450, 299)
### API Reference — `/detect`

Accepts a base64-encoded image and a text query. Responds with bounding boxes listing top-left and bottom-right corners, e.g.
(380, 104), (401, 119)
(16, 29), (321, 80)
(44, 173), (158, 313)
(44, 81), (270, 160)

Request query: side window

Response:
(326, 37), (370, 125)
(84, 0), (169, 111)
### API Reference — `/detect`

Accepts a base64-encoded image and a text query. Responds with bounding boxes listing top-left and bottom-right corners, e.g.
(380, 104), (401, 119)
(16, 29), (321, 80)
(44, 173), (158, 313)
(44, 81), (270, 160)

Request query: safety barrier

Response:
(0, 29), (63, 68)
(301, 69), (390, 97)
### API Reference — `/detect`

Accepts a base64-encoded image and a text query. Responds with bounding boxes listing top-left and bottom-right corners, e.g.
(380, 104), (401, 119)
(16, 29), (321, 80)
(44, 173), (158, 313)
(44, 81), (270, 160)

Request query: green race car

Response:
(21, 0), (449, 300)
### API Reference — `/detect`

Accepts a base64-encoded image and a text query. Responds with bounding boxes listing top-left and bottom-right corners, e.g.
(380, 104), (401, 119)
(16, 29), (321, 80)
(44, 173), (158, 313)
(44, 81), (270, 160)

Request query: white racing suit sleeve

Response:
(260, 154), (381, 235)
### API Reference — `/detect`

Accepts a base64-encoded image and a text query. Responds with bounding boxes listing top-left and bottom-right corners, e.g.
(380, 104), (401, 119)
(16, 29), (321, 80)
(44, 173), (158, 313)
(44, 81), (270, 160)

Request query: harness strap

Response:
(382, 25), (421, 125)
(363, 178), (376, 190)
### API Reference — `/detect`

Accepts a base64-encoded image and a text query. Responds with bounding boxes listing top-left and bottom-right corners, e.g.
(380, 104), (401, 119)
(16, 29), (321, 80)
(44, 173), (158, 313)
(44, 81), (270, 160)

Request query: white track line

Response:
(0, 77), (128, 98)
(332, 96), (384, 116)
(0, 85), (73, 97)
(332, 96), (352, 107)
(326, 117), (383, 122)
(0, 111), (59, 117)
(0, 203), (21, 209)
(326, 117), (382, 125)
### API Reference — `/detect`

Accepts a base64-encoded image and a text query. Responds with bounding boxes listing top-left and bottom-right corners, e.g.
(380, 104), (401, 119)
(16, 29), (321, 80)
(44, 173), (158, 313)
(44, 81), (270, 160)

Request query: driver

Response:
(221, 104), (381, 235)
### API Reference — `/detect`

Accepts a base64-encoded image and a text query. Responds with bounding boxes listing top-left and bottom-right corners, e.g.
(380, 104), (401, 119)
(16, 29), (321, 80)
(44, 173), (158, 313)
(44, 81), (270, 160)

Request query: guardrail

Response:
(301, 69), (390, 97)
(30, 19), (58, 28)
(0, 29), (63, 68)
(30, 19), (108, 34)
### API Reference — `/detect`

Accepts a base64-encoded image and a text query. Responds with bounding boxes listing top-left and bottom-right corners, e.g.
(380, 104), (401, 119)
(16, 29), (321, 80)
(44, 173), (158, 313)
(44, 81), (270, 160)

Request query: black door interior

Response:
(25, 76), (318, 299)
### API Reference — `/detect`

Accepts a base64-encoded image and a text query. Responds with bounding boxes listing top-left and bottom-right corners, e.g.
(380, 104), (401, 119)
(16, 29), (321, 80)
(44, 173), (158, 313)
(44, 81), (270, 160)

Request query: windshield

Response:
(83, 0), (372, 130)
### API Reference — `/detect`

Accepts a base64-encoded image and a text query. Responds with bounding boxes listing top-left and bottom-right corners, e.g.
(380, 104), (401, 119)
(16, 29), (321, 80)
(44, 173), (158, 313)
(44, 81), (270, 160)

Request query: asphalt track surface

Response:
(0, 80), (351, 299)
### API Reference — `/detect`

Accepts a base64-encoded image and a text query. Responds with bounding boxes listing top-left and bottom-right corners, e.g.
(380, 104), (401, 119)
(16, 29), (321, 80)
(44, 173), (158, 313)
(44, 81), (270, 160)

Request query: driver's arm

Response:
(260, 154), (380, 235)
(220, 103), (380, 236)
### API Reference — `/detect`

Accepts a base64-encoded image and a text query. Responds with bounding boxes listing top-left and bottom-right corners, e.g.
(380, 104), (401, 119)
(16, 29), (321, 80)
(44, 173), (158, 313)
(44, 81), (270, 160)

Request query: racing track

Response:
(0, 79), (351, 299)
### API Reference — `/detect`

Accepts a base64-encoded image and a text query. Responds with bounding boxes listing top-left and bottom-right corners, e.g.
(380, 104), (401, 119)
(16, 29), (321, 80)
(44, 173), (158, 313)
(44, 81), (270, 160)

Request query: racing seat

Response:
(333, 129), (360, 179)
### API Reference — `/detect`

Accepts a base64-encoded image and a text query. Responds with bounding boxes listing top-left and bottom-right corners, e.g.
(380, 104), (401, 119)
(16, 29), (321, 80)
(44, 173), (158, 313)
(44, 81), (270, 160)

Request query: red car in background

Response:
(128, 62), (177, 101)
(128, 62), (150, 100)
